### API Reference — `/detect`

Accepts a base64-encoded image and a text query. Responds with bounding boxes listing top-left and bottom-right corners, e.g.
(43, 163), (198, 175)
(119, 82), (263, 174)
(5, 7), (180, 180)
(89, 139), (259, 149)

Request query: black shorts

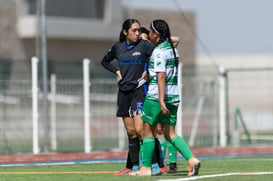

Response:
(116, 88), (146, 117)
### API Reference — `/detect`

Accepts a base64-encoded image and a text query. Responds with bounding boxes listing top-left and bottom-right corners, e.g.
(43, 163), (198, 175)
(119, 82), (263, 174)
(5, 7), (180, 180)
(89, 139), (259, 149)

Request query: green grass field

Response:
(0, 155), (273, 181)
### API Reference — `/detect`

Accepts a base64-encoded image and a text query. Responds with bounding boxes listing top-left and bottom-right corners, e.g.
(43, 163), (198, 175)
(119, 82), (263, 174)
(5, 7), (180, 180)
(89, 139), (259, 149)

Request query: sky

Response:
(122, 0), (273, 56)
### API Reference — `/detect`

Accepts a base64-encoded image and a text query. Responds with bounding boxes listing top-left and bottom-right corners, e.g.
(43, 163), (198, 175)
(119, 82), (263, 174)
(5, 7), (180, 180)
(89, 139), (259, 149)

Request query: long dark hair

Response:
(140, 27), (149, 35)
(119, 19), (140, 42)
(150, 19), (178, 67)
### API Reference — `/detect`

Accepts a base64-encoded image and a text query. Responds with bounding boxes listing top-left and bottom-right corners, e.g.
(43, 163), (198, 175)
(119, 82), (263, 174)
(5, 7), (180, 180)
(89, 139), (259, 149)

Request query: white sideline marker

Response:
(158, 172), (273, 181)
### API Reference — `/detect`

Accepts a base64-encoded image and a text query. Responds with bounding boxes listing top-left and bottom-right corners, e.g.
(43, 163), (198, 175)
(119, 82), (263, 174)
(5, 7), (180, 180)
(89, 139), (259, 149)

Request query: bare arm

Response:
(157, 72), (169, 115)
(170, 36), (180, 47)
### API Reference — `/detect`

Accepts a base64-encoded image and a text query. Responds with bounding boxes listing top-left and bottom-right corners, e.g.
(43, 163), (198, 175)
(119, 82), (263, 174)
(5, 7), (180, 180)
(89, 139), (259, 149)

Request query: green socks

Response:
(167, 141), (177, 163)
(141, 136), (193, 167)
(142, 137), (155, 167)
(171, 136), (193, 161)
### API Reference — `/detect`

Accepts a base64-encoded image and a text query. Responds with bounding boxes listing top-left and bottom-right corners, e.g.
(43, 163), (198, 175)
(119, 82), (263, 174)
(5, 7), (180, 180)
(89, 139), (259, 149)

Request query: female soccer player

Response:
(140, 26), (179, 174)
(129, 19), (201, 176)
(101, 19), (154, 175)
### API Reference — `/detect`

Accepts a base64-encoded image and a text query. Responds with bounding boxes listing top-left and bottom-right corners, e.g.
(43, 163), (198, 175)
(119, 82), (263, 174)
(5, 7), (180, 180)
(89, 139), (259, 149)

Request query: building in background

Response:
(0, 0), (195, 79)
(1, 0), (272, 153)
(0, 0), (200, 153)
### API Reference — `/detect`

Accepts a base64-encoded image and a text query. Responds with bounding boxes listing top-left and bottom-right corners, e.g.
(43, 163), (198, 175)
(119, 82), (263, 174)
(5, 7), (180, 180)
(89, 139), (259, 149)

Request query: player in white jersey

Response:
(130, 19), (200, 177)
(140, 26), (179, 174)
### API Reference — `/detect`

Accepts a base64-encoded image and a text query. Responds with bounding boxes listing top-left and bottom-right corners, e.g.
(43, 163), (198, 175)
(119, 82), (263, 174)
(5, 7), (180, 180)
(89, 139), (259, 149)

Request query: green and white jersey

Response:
(146, 41), (180, 106)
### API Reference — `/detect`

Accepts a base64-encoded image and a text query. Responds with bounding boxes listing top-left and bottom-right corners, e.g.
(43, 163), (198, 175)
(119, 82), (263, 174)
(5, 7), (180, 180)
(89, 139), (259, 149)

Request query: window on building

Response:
(26, 0), (104, 19)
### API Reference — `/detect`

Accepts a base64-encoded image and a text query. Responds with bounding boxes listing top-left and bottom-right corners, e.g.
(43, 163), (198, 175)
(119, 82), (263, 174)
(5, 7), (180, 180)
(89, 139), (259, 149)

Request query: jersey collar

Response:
(123, 40), (140, 50)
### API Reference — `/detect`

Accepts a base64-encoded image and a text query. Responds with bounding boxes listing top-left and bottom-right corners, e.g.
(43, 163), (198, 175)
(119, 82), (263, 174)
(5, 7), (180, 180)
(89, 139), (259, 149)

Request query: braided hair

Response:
(119, 19), (140, 42)
(150, 19), (178, 67)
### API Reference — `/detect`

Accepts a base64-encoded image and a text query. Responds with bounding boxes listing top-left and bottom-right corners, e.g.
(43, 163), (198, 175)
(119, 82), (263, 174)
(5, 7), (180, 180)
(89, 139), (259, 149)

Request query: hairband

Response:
(151, 21), (161, 35)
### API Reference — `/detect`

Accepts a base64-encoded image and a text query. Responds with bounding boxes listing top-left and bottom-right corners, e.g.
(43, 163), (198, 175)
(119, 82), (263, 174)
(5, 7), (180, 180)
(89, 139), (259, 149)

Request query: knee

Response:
(126, 128), (136, 138)
(135, 127), (144, 138)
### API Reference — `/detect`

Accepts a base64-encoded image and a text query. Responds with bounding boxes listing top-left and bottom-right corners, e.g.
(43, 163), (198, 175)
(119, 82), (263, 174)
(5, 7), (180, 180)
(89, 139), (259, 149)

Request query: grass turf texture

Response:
(0, 155), (272, 181)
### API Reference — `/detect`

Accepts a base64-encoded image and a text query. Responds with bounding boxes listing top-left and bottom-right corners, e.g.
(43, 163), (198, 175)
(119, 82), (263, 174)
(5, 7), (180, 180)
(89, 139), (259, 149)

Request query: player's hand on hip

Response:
(116, 70), (122, 80)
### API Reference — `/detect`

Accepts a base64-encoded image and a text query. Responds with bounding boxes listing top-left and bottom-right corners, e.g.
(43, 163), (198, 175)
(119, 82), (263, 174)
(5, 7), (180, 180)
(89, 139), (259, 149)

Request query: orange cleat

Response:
(160, 166), (168, 174)
(113, 168), (131, 175)
(129, 166), (151, 176)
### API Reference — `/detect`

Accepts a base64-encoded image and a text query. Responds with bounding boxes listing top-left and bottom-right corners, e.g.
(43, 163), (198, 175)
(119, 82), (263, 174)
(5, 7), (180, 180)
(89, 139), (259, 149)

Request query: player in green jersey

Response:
(130, 19), (200, 177)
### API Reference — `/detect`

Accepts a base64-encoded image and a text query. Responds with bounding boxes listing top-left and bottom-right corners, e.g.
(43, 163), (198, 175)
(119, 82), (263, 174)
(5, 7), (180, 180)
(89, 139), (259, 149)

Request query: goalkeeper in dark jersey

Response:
(101, 18), (154, 175)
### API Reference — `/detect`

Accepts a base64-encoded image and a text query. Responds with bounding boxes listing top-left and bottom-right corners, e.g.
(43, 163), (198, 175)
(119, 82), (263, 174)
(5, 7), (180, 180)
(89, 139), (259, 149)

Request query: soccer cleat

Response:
(151, 164), (161, 176)
(187, 157), (201, 176)
(168, 163), (178, 173)
(113, 168), (131, 175)
(129, 166), (151, 176)
(131, 165), (139, 172)
(160, 166), (168, 174)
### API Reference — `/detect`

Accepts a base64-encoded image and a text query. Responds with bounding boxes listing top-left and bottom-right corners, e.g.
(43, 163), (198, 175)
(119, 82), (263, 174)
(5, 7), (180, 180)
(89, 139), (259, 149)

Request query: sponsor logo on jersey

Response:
(119, 58), (142, 65)
(132, 51), (141, 56)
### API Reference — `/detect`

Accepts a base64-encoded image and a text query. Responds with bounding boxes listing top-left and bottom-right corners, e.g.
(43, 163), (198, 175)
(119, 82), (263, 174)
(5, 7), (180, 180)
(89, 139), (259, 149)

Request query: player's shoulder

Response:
(139, 39), (153, 46)
(158, 41), (172, 49)
(138, 39), (154, 52)
(112, 41), (124, 50)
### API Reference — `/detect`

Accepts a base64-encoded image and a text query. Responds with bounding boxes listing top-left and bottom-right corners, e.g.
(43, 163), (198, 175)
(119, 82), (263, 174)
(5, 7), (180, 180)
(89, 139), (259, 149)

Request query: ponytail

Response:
(151, 19), (178, 67)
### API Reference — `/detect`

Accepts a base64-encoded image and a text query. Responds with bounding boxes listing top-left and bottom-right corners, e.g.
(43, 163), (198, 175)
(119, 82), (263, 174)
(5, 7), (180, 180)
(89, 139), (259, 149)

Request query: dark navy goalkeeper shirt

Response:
(101, 39), (154, 91)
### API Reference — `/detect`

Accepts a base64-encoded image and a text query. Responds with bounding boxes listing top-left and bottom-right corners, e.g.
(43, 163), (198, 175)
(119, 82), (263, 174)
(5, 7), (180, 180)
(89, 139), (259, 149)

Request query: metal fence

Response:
(181, 66), (219, 148)
(226, 68), (273, 146)
(1, 60), (272, 154)
(0, 75), (119, 153)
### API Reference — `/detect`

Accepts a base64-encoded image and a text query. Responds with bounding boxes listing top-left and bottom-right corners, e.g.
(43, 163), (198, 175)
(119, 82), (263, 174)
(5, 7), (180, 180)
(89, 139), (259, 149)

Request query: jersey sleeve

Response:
(153, 49), (166, 72)
(143, 40), (155, 63)
(101, 43), (118, 74)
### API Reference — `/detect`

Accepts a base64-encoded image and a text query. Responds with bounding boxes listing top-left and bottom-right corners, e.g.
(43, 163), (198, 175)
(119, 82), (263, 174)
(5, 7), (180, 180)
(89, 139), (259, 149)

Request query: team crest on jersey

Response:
(132, 51), (141, 56)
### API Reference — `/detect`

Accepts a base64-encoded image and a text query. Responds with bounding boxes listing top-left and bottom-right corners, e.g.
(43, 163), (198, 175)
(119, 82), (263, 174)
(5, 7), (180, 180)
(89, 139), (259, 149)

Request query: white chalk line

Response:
(207, 158), (273, 162)
(158, 172), (273, 181)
